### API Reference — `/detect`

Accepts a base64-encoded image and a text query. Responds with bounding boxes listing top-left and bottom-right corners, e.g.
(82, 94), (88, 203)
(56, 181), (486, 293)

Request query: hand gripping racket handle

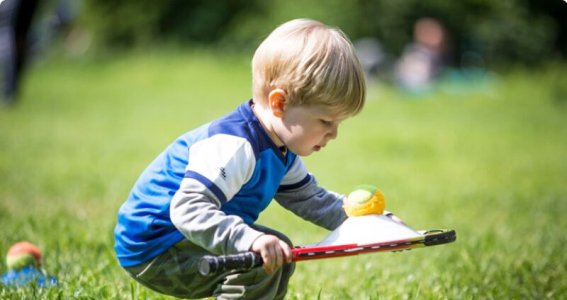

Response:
(199, 252), (263, 276)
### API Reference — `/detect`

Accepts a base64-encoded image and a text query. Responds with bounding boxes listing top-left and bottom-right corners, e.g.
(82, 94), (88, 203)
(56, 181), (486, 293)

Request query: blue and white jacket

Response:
(114, 100), (347, 267)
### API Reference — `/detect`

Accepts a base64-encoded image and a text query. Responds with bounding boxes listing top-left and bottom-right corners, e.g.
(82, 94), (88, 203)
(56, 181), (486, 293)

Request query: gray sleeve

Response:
(170, 177), (264, 255)
(274, 176), (348, 230)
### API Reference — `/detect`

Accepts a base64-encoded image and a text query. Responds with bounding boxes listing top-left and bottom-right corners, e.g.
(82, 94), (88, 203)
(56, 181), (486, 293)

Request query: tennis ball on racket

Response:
(343, 184), (386, 216)
(6, 241), (42, 270)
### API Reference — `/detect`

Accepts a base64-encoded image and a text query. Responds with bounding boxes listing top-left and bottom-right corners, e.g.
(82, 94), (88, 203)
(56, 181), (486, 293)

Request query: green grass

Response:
(1, 50), (566, 299)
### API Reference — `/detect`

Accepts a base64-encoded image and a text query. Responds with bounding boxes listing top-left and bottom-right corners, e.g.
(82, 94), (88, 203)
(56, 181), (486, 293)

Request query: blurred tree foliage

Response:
(80, 0), (565, 66)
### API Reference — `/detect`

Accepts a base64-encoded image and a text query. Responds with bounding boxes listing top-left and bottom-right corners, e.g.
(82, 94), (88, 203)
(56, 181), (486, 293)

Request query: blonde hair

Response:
(252, 19), (366, 117)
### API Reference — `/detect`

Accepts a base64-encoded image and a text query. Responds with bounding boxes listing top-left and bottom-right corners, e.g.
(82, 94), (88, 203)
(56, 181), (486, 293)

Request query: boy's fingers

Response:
(266, 246), (278, 273)
(272, 246), (280, 268)
(279, 240), (293, 263)
(261, 252), (273, 274)
(274, 247), (284, 268)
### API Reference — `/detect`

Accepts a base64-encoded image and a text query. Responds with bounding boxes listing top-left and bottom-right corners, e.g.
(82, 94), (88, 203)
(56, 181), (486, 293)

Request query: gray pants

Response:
(124, 224), (295, 299)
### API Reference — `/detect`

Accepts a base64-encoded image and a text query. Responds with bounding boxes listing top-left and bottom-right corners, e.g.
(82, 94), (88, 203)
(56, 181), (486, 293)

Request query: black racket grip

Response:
(199, 252), (263, 276)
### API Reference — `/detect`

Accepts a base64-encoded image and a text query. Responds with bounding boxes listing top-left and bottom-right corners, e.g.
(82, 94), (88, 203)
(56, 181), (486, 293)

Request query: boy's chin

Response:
(295, 148), (317, 157)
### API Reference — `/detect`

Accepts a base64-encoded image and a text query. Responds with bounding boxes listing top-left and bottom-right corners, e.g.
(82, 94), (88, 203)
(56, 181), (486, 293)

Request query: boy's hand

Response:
(251, 235), (292, 274)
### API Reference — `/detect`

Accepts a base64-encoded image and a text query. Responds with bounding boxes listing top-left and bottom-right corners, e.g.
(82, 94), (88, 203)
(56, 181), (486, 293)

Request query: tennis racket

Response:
(199, 229), (456, 276)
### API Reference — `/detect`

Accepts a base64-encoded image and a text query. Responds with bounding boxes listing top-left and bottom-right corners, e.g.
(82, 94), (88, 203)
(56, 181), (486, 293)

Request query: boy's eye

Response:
(320, 119), (332, 126)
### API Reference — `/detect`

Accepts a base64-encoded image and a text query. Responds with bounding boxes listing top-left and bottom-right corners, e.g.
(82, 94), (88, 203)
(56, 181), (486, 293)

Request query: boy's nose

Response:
(327, 125), (338, 140)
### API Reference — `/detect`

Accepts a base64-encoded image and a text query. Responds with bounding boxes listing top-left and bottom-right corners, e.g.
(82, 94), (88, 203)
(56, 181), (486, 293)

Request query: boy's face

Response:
(276, 104), (347, 156)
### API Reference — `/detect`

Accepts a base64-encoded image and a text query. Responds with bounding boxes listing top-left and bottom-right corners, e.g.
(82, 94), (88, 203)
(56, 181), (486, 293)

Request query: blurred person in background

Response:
(0, 0), (39, 106)
(394, 17), (449, 95)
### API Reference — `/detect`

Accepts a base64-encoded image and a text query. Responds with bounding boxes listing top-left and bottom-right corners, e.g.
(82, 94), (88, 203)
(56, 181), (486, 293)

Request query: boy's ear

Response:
(268, 88), (287, 117)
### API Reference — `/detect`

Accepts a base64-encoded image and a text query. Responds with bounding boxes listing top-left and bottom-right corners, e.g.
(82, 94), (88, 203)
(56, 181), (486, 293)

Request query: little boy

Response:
(114, 18), (366, 299)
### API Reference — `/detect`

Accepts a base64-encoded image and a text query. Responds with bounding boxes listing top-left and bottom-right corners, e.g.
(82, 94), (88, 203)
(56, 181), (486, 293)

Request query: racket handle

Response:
(199, 252), (263, 276)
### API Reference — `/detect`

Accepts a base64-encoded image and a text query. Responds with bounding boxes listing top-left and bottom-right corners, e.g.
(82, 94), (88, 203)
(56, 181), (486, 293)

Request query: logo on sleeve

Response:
(219, 167), (227, 179)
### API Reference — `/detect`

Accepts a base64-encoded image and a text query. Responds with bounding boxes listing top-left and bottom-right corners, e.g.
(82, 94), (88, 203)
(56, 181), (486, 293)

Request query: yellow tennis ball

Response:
(343, 185), (386, 216)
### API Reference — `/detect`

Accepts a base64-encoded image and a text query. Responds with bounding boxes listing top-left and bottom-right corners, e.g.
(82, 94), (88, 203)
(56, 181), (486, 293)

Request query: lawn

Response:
(1, 50), (566, 299)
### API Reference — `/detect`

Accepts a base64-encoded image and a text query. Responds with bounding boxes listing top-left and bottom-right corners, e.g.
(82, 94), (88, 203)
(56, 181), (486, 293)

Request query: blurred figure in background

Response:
(394, 17), (448, 95)
(37, 0), (87, 57)
(0, 0), (39, 106)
